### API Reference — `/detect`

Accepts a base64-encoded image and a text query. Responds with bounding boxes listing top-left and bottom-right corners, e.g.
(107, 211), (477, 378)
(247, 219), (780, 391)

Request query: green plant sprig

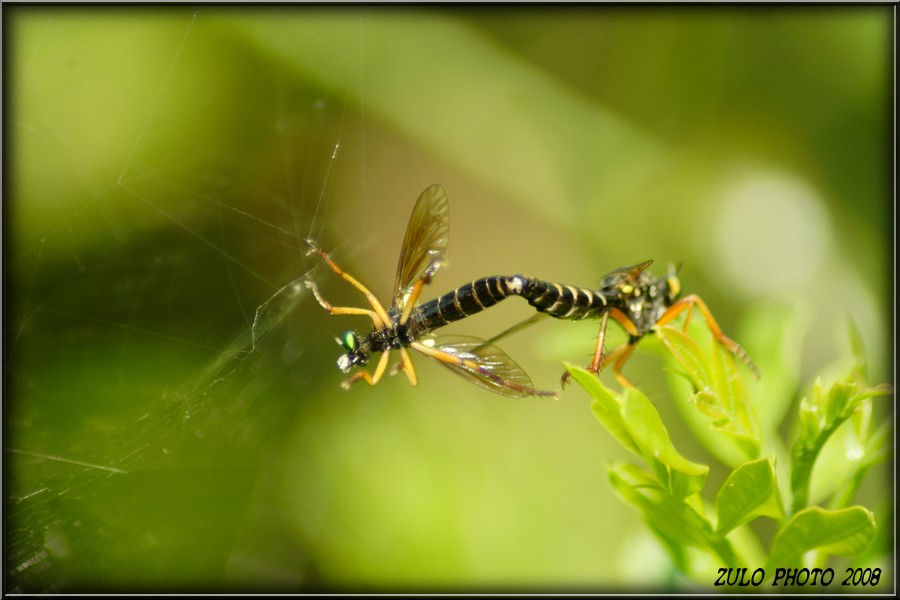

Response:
(565, 309), (892, 588)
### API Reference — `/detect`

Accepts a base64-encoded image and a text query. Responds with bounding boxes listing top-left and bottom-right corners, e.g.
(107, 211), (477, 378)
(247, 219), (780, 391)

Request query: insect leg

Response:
(656, 294), (759, 378)
(305, 279), (387, 330)
(397, 347), (419, 386)
(307, 244), (393, 327)
(561, 309), (610, 387)
(562, 308), (640, 386)
(480, 313), (549, 349)
(588, 310), (612, 374)
(593, 308), (640, 368)
(342, 349), (392, 389)
(399, 279), (426, 325)
(605, 343), (638, 388)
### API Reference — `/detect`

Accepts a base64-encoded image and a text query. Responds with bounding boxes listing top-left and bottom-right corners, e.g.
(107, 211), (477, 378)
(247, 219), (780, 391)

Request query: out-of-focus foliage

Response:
(5, 5), (891, 592)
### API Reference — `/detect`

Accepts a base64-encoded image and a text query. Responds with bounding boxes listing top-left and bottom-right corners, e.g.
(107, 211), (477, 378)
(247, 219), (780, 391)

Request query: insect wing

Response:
(424, 335), (542, 399)
(598, 259), (654, 288)
(392, 184), (450, 308)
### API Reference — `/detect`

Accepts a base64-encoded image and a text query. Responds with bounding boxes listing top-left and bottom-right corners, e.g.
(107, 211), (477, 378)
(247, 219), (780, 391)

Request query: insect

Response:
(375, 260), (757, 388)
(305, 184), (557, 398)
(486, 262), (759, 387)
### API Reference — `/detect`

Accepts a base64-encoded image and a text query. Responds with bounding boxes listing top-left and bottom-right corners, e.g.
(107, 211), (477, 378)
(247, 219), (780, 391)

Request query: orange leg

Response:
(588, 310), (612, 374)
(596, 309), (641, 368)
(305, 279), (386, 330)
(307, 245), (393, 327)
(396, 347), (419, 387)
(306, 244), (412, 389)
(656, 294), (759, 378)
(597, 342), (639, 388)
(562, 308), (641, 387)
(341, 349), (392, 389)
(399, 279), (426, 325)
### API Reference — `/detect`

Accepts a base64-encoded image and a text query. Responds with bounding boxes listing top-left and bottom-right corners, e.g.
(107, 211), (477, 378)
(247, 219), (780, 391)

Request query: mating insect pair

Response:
(306, 184), (757, 398)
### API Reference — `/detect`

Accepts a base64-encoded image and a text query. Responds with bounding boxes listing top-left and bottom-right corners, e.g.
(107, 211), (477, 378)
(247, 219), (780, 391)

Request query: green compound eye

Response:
(341, 331), (358, 352)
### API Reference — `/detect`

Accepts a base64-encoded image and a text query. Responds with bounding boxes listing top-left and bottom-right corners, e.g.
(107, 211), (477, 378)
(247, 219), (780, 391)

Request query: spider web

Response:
(5, 8), (625, 592)
(4, 9), (354, 591)
(4, 6), (893, 594)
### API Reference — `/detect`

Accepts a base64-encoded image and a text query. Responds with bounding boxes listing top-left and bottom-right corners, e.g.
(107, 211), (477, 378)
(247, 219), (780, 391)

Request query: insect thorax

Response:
(612, 273), (675, 336)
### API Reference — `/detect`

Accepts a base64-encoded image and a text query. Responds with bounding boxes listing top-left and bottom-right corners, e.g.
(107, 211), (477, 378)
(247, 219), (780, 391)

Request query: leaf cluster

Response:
(566, 310), (892, 588)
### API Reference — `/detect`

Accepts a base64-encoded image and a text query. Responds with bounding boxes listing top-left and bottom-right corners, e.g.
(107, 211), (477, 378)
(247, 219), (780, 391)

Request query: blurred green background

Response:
(4, 5), (892, 592)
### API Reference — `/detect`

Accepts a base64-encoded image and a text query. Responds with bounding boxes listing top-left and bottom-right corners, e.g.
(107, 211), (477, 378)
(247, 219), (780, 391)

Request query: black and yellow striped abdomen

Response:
(411, 274), (614, 335)
(514, 276), (610, 320)
(413, 276), (519, 331)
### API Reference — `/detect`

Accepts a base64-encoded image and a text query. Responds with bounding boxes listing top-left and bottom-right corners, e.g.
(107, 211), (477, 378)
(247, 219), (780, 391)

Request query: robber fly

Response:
(496, 262), (759, 387)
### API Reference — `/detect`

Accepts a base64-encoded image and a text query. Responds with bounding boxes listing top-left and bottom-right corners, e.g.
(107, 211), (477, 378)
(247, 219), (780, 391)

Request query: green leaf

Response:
(715, 457), (785, 534)
(658, 326), (761, 464)
(710, 330), (761, 457)
(692, 391), (729, 421)
(766, 506), (875, 569)
(797, 391), (821, 442)
(609, 463), (738, 568)
(568, 363), (641, 456)
(790, 377), (894, 513)
(656, 326), (711, 392)
(830, 419), (893, 510)
(823, 381), (856, 425)
(710, 430), (760, 463)
(569, 364), (708, 500)
(620, 386), (709, 499)
(608, 464), (711, 550)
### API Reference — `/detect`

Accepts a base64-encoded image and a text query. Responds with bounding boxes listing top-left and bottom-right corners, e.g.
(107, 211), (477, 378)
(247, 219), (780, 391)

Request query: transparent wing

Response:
(392, 184), (450, 308)
(421, 335), (553, 399)
(598, 259), (654, 288)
